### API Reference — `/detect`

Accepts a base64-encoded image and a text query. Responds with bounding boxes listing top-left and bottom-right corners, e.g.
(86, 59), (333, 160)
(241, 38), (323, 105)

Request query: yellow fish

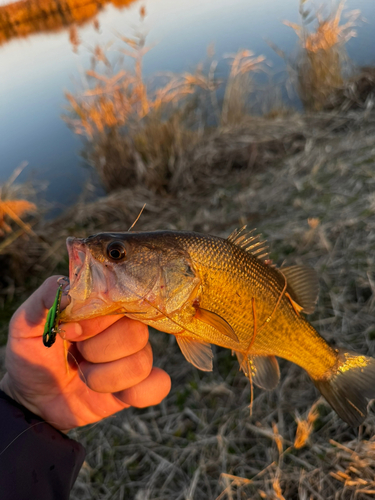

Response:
(61, 227), (375, 426)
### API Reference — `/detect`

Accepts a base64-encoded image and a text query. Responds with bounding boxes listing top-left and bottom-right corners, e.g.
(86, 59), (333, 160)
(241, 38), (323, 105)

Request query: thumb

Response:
(10, 276), (70, 338)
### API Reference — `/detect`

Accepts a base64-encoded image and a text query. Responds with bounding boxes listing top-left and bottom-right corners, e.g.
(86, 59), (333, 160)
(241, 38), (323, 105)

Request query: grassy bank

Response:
(69, 113), (375, 499)
(1, 110), (375, 498)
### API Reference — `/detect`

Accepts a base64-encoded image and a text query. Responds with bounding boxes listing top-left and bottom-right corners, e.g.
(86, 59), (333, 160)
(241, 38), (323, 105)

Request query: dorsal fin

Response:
(280, 265), (319, 314)
(227, 226), (269, 262)
(176, 336), (213, 371)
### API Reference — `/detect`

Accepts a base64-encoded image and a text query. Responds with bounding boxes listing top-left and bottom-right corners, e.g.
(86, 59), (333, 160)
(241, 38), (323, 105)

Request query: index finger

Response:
(61, 315), (123, 342)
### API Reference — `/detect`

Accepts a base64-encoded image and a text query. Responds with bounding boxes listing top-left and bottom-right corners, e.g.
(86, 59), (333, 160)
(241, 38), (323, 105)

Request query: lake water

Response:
(1, 0), (374, 213)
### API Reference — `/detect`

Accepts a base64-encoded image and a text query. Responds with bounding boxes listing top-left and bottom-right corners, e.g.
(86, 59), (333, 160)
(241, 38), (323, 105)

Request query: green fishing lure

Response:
(43, 285), (63, 347)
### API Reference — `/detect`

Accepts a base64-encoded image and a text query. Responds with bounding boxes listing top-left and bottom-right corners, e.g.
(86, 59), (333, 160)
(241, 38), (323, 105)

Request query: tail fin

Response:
(312, 350), (375, 426)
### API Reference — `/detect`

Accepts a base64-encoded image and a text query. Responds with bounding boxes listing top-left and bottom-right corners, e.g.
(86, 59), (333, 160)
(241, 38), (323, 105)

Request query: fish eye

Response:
(107, 241), (126, 261)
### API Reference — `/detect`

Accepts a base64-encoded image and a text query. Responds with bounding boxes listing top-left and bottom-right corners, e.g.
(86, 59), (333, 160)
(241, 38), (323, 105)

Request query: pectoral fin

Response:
(194, 307), (239, 343)
(176, 336), (214, 371)
(235, 352), (280, 390)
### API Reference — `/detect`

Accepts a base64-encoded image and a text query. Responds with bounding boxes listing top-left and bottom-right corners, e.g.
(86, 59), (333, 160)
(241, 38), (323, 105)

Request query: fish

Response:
(60, 227), (375, 426)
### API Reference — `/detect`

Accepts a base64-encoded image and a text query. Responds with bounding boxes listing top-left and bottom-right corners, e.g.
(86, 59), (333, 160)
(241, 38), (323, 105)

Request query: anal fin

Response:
(235, 352), (280, 390)
(176, 336), (214, 371)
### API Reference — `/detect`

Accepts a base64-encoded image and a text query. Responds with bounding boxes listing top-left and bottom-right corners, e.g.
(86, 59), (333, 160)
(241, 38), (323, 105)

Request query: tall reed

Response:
(284, 0), (360, 110)
(63, 15), (267, 193)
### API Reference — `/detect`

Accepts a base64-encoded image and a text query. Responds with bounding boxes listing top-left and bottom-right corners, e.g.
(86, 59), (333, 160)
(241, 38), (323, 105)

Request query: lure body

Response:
(43, 285), (62, 347)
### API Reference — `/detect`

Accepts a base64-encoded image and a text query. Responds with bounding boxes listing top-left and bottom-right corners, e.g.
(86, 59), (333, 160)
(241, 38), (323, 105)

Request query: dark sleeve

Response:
(0, 390), (86, 500)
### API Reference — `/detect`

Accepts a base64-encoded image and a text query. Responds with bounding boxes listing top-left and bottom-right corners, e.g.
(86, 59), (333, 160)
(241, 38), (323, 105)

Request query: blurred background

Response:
(1, 1), (375, 498)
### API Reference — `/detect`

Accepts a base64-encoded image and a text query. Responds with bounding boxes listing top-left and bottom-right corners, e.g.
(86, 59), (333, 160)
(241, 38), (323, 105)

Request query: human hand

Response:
(0, 276), (171, 431)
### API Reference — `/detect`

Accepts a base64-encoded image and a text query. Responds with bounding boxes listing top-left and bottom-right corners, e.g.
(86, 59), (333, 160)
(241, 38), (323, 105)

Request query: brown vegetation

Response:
(56, 112), (375, 499)
(0, 0), (136, 45)
(281, 0), (360, 110)
(324, 66), (375, 112)
(0, 163), (38, 243)
(62, 0), (375, 200)
(63, 35), (269, 194)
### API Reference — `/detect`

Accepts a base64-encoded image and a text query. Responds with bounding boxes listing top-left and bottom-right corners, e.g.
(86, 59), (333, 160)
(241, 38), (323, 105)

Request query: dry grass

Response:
(63, 25), (268, 194)
(63, 30), (202, 192)
(221, 50), (265, 126)
(282, 0), (360, 111)
(0, 164), (44, 342)
(324, 67), (375, 112)
(59, 109), (375, 500)
(63, 1), (373, 199)
(1, 109), (375, 498)
(0, 163), (39, 246)
(63, 26), (199, 140)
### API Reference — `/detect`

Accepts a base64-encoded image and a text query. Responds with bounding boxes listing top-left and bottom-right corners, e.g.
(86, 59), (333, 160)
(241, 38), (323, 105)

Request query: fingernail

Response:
(57, 276), (70, 287)
(61, 322), (83, 340)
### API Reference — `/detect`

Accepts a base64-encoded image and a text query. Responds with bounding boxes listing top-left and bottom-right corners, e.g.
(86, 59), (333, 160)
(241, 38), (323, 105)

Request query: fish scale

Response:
(174, 233), (336, 377)
(60, 229), (375, 426)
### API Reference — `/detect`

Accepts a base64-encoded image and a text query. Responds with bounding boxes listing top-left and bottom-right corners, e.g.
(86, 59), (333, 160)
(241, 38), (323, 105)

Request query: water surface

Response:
(0, 0), (374, 212)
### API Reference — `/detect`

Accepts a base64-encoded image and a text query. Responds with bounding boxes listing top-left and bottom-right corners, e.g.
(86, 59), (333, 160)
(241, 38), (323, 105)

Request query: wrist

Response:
(0, 373), (71, 433)
(0, 373), (16, 401)
(0, 373), (42, 418)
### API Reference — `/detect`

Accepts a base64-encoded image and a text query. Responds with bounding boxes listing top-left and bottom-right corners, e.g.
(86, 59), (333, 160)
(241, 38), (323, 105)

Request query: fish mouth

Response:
(62, 237), (98, 321)
(62, 237), (121, 322)
(66, 237), (87, 289)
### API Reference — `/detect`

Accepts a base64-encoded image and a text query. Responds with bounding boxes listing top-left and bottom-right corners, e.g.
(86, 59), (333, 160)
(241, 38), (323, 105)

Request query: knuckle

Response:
(121, 318), (149, 349)
(135, 324), (149, 348)
(77, 341), (93, 362)
(80, 364), (95, 389)
(132, 345), (153, 379)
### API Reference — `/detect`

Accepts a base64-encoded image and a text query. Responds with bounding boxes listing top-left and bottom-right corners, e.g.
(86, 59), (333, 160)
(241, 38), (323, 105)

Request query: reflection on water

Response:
(0, 0), (136, 45)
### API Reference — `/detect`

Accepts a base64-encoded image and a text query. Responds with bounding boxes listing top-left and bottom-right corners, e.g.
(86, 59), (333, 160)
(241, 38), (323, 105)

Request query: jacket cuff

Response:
(0, 389), (86, 500)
